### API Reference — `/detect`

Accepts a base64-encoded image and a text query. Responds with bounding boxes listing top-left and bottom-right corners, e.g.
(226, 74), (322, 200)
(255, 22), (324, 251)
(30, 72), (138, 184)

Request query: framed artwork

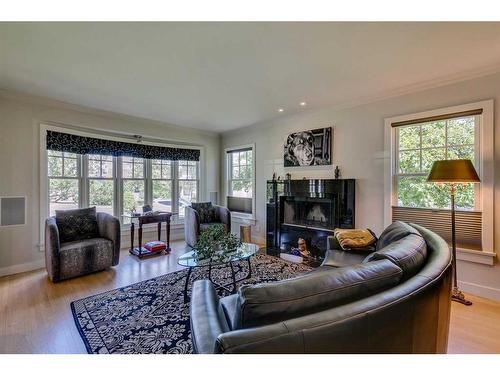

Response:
(284, 127), (332, 167)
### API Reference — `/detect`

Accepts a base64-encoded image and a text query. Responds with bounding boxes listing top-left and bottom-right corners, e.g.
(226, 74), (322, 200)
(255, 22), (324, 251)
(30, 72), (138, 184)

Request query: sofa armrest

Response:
(216, 321), (304, 353)
(190, 280), (230, 354)
(184, 206), (200, 247)
(214, 205), (231, 232)
(97, 212), (121, 266)
(327, 235), (341, 251)
(45, 217), (61, 282)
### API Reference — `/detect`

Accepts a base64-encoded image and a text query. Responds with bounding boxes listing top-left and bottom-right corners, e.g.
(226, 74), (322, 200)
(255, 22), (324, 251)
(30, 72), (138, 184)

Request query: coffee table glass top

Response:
(178, 243), (259, 267)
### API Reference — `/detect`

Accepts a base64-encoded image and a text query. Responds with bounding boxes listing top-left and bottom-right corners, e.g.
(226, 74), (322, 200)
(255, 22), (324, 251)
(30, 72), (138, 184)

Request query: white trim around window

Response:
(39, 122), (205, 249)
(384, 100), (494, 261)
(224, 143), (256, 221)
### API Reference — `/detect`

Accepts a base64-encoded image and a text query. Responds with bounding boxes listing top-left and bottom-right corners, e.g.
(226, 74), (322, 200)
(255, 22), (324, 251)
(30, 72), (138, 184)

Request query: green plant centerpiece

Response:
(193, 223), (242, 262)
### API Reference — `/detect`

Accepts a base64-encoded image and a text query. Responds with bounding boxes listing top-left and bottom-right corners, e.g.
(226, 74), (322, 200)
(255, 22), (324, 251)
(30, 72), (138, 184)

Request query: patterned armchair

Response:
(45, 207), (120, 282)
(184, 202), (231, 247)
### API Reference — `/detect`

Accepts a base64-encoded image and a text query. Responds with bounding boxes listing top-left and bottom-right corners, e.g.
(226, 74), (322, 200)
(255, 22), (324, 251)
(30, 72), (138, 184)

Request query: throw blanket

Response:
(334, 228), (377, 250)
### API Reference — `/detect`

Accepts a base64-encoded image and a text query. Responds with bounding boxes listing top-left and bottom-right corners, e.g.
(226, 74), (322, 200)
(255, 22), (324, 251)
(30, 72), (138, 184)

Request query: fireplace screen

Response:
(283, 196), (336, 230)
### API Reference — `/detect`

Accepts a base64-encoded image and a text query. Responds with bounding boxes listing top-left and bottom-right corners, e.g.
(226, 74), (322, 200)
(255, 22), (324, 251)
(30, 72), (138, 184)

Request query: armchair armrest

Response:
(97, 212), (121, 266)
(184, 206), (200, 247)
(45, 217), (61, 282)
(190, 280), (230, 354)
(214, 205), (231, 232)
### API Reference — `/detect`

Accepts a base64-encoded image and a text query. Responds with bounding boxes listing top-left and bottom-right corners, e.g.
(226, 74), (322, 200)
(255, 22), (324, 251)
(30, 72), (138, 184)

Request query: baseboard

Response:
(458, 280), (500, 301)
(0, 259), (45, 277)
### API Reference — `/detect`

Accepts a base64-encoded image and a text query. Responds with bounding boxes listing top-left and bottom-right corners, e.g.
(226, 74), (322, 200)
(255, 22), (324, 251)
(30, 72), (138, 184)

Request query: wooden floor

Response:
(1, 241), (499, 354)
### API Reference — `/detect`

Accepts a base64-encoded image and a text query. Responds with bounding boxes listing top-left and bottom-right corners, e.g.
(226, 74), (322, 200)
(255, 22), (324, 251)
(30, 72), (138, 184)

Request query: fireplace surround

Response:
(267, 179), (355, 265)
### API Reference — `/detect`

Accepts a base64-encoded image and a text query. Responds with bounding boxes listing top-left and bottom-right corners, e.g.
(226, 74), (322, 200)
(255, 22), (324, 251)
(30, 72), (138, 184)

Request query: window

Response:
(386, 102), (495, 255)
(48, 151), (80, 216)
(152, 159), (172, 212)
(395, 114), (479, 210)
(88, 154), (115, 216)
(178, 160), (198, 218)
(121, 157), (145, 224)
(46, 148), (200, 226)
(226, 146), (254, 215)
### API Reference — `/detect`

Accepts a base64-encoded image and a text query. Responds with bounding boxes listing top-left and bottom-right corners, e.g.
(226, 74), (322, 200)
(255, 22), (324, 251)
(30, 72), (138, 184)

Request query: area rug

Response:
(71, 254), (311, 354)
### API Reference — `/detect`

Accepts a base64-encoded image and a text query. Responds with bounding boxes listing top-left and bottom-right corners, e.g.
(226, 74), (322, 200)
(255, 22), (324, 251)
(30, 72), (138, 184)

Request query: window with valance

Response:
(46, 130), (200, 222)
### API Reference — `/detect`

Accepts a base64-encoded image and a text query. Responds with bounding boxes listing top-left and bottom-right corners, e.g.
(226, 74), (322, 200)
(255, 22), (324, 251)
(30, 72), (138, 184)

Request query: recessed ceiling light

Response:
(278, 108), (284, 112)
(300, 102), (307, 106)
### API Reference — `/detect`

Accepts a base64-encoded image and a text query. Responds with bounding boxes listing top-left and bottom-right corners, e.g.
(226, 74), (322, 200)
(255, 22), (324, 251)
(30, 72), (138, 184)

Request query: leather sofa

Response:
(190, 222), (452, 353)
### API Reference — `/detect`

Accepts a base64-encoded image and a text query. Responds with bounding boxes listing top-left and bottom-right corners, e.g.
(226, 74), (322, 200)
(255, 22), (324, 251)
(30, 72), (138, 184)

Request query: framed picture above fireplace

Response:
(284, 127), (332, 167)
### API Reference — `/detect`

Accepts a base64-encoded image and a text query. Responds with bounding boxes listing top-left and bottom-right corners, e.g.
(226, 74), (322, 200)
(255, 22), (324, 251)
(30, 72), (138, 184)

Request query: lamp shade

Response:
(427, 159), (480, 183)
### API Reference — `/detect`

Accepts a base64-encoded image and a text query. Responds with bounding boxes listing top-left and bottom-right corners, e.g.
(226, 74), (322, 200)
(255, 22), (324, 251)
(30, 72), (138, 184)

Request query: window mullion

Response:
(173, 160), (179, 219)
(145, 159), (152, 207)
(81, 154), (88, 208)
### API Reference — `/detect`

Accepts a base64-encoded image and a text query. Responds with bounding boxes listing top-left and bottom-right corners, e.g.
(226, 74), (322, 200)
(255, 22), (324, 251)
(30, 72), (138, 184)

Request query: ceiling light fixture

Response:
(278, 108), (284, 112)
(300, 102), (307, 106)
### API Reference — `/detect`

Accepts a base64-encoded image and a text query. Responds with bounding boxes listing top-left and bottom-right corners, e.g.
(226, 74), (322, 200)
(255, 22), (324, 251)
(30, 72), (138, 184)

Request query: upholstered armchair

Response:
(45, 207), (121, 282)
(184, 203), (231, 247)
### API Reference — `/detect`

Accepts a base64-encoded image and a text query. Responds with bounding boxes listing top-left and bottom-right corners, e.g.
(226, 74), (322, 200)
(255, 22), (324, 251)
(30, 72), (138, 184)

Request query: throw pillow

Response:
(55, 207), (99, 243)
(191, 202), (217, 223)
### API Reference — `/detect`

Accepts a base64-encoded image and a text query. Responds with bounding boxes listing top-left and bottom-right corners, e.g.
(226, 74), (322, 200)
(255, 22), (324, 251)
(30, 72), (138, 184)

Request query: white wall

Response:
(221, 71), (500, 301)
(0, 90), (220, 276)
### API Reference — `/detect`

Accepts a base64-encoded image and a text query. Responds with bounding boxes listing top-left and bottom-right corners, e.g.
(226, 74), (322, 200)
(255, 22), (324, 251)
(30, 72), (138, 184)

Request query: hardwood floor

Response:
(0, 241), (499, 354)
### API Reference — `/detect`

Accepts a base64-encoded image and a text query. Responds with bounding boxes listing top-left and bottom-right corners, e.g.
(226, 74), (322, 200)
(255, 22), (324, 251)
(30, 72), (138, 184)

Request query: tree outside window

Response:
(396, 115), (478, 210)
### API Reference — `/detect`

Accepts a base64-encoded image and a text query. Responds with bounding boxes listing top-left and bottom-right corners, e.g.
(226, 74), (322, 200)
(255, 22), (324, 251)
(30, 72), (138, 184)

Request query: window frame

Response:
(225, 144), (256, 219)
(40, 124), (204, 249)
(393, 115), (481, 210)
(384, 100), (494, 257)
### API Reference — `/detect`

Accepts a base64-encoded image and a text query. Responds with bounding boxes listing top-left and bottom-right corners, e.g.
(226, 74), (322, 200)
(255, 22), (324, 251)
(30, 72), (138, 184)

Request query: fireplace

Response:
(266, 179), (355, 266)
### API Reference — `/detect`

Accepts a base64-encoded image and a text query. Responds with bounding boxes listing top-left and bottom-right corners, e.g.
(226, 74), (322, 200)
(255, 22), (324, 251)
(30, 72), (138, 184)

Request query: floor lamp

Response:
(427, 159), (480, 306)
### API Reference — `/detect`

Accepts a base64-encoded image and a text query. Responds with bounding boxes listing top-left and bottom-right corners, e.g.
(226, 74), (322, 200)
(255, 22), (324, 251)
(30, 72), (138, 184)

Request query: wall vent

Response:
(0, 196), (26, 226)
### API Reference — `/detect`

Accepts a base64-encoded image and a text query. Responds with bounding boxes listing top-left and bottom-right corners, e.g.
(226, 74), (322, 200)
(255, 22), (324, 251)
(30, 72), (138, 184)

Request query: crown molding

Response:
(0, 88), (220, 137)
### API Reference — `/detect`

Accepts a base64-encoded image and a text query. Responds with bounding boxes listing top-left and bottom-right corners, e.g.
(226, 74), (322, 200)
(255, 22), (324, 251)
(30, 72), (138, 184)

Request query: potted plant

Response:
(194, 224), (241, 262)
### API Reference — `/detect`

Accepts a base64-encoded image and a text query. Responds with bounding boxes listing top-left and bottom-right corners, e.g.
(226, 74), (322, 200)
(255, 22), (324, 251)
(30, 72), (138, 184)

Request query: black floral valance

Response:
(46, 131), (200, 161)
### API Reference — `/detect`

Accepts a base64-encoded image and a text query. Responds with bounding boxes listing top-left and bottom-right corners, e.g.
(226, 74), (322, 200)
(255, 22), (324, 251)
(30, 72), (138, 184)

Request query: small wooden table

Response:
(123, 212), (176, 259)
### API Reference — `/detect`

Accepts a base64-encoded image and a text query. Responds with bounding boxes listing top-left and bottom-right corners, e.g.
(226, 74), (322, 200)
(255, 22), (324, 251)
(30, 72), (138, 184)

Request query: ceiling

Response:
(2, 22), (500, 132)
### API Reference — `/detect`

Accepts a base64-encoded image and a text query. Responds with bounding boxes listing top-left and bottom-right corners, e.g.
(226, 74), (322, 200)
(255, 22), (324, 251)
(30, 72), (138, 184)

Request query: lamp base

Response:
(452, 287), (473, 306)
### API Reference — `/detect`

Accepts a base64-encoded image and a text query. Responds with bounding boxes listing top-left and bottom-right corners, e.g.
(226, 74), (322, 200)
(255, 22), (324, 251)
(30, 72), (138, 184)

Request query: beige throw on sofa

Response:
(334, 228), (377, 250)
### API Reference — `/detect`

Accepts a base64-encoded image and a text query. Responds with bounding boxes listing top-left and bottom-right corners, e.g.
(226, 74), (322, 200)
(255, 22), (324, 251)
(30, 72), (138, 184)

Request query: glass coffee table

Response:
(178, 243), (258, 303)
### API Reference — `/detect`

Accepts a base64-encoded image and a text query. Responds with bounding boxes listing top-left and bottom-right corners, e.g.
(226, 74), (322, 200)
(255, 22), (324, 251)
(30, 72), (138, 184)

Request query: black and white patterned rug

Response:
(71, 254), (311, 354)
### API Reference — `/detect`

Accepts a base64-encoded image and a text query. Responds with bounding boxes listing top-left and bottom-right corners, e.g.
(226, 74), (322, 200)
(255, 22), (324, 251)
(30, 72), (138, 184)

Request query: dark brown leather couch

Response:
(190, 222), (452, 353)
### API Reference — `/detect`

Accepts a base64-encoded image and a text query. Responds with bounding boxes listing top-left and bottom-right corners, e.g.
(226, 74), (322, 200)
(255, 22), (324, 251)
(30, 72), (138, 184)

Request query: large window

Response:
(226, 146), (254, 215)
(88, 154), (115, 215)
(386, 102), (496, 254)
(395, 114), (479, 210)
(152, 159), (173, 213)
(178, 160), (198, 218)
(48, 151), (80, 216)
(121, 157), (145, 223)
(46, 150), (199, 224)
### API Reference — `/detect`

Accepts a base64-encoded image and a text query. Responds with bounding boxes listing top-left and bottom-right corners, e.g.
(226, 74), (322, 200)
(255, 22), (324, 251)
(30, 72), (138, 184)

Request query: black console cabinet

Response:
(266, 179), (355, 262)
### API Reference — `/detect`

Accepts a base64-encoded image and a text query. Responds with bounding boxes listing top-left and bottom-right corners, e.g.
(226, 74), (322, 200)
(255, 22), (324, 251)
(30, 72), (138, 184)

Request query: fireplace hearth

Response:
(267, 179), (355, 265)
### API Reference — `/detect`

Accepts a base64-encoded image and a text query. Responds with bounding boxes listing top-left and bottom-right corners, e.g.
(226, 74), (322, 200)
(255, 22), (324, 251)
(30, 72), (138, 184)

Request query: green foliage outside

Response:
(397, 117), (476, 210)
(231, 151), (253, 195)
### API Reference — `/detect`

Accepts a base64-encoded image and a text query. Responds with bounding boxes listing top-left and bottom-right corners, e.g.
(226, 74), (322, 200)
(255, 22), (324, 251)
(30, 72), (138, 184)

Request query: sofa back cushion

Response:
(376, 221), (421, 250)
(235, 259), (403, 329)
(55, 207), (99, 243)
(364, 233), (427, 280)
(191, 202), (217, 224)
